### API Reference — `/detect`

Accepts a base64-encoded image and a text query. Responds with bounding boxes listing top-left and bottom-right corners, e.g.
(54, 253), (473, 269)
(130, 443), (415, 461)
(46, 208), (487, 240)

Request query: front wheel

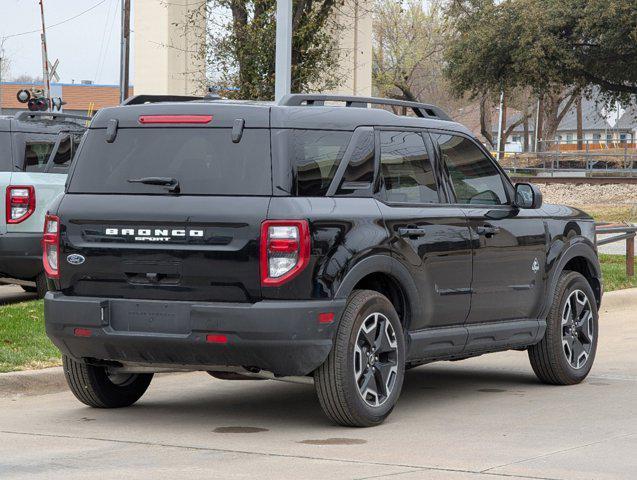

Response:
(314, 290), (405, 427)
(63, 355), (153, 408)
(528, 271), (598, 385)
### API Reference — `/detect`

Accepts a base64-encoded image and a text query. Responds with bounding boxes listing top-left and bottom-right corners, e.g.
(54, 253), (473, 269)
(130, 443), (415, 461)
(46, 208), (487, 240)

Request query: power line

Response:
(2, 0), (108, 40)
(94, 0), (116, 81)
(96, 0), (120, 83)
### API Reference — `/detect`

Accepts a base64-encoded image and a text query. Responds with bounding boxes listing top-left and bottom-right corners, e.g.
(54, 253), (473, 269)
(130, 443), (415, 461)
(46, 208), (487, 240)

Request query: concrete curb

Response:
(0, 366), (66, 398)
(600, 287), (637, 312)
(1, 288), (636, 397)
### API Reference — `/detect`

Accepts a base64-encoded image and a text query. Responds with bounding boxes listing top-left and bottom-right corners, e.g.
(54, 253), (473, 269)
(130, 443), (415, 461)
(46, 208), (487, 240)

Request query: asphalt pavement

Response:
(0, 290), (636, 479)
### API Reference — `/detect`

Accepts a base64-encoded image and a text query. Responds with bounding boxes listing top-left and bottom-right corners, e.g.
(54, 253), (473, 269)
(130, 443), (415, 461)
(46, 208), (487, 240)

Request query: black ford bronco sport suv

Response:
(44, 94), (601, 427)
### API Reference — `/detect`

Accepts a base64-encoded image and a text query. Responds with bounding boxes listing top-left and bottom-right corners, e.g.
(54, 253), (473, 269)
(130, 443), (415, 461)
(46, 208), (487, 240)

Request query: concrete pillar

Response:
(327, 0), (373, 96)
(134, 0), (206, 96)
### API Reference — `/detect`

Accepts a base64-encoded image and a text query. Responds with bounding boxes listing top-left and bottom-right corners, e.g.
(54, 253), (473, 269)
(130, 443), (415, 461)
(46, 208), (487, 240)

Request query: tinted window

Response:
(52, 135), (73, 167)
(337, 129), (375, 194)
(436, 134), (507, 205)
(380, 130), (438, 203)
(24, 140), (56, 172)
(290, 130), (351, 196)
(68, 128), (271, 195)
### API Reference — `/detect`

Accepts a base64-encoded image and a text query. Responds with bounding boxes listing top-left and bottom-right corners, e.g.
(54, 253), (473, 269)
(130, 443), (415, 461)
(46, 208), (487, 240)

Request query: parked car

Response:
(43, 95), (601, 426)
(0, 112), (87, 297)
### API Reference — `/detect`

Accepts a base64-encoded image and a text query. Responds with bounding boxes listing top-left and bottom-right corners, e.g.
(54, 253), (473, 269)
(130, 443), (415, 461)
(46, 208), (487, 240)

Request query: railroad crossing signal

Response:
(47, 59), (60, 83)
(16, 87), (65, 112)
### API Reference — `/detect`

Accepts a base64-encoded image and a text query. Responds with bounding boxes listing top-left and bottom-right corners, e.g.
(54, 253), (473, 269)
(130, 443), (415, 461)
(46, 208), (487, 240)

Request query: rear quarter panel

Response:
(7, 172), (66, 234)
(265, 197), (390, 300)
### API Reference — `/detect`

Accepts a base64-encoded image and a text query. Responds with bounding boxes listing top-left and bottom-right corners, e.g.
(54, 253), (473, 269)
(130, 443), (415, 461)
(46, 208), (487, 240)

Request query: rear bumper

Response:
(0, 232), (42, 282)
(44, 292), (346, 376)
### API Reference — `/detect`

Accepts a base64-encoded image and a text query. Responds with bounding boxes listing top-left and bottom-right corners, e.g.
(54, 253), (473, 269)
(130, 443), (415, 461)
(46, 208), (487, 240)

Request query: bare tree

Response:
(373, 0), (462, 112)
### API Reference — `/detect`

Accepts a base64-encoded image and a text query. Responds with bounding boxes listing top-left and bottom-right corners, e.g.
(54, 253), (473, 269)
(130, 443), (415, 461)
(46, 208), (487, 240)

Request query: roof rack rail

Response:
(14, 111), (91, 122)
(278, 94), (452, 121)
(122, 94), (221, 106)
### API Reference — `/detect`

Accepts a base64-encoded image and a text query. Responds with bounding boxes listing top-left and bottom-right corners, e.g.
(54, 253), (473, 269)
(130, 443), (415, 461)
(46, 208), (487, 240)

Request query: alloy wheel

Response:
(561, 289), (594, 369)
(353, 312), (399, 407)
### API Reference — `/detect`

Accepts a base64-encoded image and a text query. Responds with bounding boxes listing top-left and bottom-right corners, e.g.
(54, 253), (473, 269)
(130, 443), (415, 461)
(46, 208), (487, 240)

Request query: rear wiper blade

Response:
(127, 176), (180, 193)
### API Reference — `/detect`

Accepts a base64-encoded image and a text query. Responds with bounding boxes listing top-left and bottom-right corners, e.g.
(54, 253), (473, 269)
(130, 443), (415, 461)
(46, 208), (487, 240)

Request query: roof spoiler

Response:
(278, 94), (452, 121)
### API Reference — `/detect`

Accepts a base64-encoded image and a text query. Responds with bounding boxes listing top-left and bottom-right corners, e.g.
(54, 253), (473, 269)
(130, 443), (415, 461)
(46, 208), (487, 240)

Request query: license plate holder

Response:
(110, 301), (190, 334)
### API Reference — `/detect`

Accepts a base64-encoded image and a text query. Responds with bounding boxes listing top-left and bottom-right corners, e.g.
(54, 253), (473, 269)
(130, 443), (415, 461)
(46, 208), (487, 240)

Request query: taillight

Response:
(6, 186), (35, 223)
(260, 220), (310, 286)
(42, 214), (60, 278)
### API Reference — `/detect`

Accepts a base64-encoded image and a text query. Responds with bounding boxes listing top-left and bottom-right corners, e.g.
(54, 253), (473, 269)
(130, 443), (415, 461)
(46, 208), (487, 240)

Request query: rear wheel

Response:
(528, 271), (598, 385)
(63, 355), (153, 408)
(21, 273), (48, 298)
(314, 290), (405, 427)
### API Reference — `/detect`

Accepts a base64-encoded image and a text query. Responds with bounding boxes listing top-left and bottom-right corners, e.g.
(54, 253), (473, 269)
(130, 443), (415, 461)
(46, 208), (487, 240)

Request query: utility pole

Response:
(119, 0), (131, 103)
(576, 96), (583, 150)
(39, 0), (51, 111)
(274, 0), (292, 102)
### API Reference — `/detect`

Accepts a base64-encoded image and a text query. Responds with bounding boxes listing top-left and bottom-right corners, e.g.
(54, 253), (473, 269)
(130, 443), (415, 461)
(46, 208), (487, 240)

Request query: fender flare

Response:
(541, 239), (601, 318)
(334, 255), (422, 328)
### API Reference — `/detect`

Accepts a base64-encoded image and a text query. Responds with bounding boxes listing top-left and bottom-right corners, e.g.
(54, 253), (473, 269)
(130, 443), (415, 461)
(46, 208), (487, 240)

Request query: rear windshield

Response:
(68, 128), (271, 195)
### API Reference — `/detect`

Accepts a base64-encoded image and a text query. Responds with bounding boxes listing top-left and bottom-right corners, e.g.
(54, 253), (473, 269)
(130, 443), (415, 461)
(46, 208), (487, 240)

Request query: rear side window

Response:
(379, 130), (439, 204)
(68, 128), (271, 195)
(290, 130), (351, 196)
(24, 140), (56, 172)
(337, 129), (375, 192)
(48, 133), (82, 173)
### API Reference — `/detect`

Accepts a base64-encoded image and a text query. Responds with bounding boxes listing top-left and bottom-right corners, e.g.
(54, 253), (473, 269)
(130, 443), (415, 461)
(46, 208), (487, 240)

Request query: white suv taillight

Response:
(6, 186), (35, 223)
(42, 214), (60, 278)
(260, 220), (310, 286)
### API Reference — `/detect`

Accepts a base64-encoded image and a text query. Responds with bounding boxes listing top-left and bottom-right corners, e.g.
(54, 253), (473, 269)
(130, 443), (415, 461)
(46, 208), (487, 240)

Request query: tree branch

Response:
(580, 71), (637, 95)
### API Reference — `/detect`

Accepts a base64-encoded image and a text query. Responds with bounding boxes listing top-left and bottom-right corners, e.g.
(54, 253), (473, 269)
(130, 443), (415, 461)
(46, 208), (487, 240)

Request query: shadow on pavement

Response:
(0, 285), (38, 306)
(52, 364), (547, 430)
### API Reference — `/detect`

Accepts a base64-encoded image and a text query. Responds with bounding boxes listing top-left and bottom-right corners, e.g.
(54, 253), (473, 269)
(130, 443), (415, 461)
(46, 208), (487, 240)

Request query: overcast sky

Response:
(0, 0), (133, 85)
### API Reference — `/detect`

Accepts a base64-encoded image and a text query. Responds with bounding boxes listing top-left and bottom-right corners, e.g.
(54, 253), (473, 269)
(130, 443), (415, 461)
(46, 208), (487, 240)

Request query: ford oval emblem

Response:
(66, 254), (85, 265)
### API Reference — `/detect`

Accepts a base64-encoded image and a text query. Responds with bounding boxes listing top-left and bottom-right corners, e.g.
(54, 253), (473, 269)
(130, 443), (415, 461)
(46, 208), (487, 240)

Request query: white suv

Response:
(0, 111), (86, 296)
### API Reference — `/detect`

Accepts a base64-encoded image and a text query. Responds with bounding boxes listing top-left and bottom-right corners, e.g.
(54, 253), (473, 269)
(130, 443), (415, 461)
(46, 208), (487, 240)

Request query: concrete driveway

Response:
(1, 290), (636, 480)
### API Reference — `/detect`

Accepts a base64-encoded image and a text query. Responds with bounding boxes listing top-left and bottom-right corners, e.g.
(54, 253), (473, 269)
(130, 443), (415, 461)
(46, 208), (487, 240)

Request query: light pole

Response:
(119, 0), (131, 103)
(496, 90), (504, 161)
(0, 38), (5, 116)
(274, 0), (292, 102)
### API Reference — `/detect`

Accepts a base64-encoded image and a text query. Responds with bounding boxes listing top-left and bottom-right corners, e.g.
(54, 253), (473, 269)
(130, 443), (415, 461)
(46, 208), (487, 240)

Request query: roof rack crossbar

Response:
(122, 94), (221, 106)
(278, 94), (451, 121)
(14, 111), (91, 122)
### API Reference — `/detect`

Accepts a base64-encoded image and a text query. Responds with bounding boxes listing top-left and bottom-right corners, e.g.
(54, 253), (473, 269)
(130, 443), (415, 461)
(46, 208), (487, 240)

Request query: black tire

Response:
(35, 273), (48, 299)
(314, 290), (405, 427)
(22, 273), (48, 298)
(63, 355), (153, 408)
(528, 271), (598, 385)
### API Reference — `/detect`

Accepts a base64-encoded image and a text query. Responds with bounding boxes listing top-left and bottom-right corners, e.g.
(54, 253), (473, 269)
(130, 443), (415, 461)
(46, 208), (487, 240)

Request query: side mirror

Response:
(515, 182), (543, 209)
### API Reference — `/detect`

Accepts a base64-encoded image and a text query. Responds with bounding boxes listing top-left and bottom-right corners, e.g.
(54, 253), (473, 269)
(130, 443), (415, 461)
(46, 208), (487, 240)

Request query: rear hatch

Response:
(56, 103), (272, 302)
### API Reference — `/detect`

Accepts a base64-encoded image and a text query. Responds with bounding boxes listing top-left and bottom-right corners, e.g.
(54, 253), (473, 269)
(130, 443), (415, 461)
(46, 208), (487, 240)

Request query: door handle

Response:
(475, 225), (500, 238)
(398, 227), (427, 239)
